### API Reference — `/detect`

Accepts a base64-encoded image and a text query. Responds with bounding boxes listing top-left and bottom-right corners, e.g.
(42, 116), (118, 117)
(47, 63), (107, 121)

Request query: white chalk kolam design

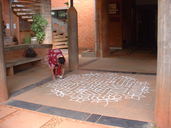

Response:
(47, 73), (150, 105)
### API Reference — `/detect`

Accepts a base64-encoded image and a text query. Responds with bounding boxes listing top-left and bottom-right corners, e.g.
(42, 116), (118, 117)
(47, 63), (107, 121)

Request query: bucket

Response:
(31, 37), (38, 44)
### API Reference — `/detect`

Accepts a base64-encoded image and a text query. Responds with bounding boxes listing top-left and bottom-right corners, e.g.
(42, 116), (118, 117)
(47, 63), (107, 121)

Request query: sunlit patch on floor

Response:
(47, 73), (150, 105)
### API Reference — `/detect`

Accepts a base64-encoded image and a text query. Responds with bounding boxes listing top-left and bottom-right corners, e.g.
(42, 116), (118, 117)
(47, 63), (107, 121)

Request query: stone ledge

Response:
(6, 57), (42, 68)
(4, 44), (52, 52)
(81, 50), (96, 57)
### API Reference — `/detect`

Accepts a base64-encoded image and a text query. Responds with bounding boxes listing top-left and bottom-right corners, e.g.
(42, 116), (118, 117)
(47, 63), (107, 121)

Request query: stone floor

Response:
(4, 51), (156, 128)
(0, 105), (116, 128)
(47, 72), (150, 104)
(7, 49), (157, 93)
(10, 70), (156, 123)
(7, 54), (156, 94)
(7, 65), (51, 94)
(7, 53), (96, 94)
(3, 100), (154, 128)
(80, 56), (157, 74)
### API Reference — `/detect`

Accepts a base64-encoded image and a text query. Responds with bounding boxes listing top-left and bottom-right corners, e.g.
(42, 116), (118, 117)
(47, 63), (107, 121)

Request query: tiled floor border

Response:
(6, 100), (151, 128)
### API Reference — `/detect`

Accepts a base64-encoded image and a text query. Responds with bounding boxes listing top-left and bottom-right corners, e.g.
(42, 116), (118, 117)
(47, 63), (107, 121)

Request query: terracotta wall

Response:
(51, 0), (96, 51)
(51, 0), (68, 8)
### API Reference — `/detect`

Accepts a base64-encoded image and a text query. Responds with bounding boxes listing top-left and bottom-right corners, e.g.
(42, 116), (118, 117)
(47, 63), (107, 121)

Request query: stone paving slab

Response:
(41, 118), (118, 128)
(0, 111), (52, 128)
(80, 56), (157, 74)
(97, 116), (148, 128)
(7, 100), (42, 111)
(0, 105), (116, 128)
(12, 71), (155, 122)
(5, 100), (152, 128)
(11, 77), (51, 97)
(37, 105), (90, 121)
(0, 105), (18, 119)
(86, 114), (101, 122)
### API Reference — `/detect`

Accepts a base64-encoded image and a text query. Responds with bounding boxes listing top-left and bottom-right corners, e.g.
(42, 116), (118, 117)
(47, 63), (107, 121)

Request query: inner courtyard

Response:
(0, 0), (171, 128)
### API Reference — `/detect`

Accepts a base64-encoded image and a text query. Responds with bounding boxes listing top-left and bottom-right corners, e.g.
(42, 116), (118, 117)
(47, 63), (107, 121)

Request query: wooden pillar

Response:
(95, 0), (101, 57)
(68, 0), (79, 71)
(155, 0), (171, 127)
(96, 0), (109, 57)
(40, 0), (52, 44)
(70, 0), (73, 7)
(0, 1), (8, 102)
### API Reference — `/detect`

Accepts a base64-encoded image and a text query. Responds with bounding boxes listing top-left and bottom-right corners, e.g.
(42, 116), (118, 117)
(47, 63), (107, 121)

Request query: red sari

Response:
(48, 48), (63, 68)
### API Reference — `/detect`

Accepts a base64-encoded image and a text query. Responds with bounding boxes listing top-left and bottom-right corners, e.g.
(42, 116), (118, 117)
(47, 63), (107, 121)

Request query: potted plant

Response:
(31, 14), (48, 44)
(24, 36), (31, 44)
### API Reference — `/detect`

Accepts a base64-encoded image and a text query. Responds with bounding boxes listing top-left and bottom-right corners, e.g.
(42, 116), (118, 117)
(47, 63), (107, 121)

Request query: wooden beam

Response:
(0, 1), (8, 102)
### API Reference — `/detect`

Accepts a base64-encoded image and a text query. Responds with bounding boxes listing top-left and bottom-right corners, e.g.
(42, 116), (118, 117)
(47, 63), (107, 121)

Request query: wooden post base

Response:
(6, 67), (14, 76)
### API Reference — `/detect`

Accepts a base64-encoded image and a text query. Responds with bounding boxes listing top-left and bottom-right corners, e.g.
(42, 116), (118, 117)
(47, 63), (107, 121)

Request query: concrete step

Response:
(52, 33), (64, 36)
(53, 35), (66, 39)
(12, 0), (41, 22)
(53, 42), (67, 46)
(53, 38), (68, 42)
(53, 36), (67, 39)
(53, 45), (68, 49)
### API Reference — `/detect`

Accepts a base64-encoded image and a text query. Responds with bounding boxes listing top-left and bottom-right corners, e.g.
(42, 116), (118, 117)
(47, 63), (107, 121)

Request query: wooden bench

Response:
(6, 57), (42, 76)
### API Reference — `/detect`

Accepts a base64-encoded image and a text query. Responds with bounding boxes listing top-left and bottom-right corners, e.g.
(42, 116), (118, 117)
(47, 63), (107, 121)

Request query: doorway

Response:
(135, 4), (157, 53)
(94, 0), (157, 74)
(96, 0), (157, 55)
(122, 0), (157, 53)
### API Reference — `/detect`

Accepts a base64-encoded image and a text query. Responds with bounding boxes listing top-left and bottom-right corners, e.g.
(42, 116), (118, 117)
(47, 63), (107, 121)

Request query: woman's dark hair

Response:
(58, 57), (65, 65)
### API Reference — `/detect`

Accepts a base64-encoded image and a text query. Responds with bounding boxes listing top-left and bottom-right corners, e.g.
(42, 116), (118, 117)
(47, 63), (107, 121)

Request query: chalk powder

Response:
(47, 72), (150, 106)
